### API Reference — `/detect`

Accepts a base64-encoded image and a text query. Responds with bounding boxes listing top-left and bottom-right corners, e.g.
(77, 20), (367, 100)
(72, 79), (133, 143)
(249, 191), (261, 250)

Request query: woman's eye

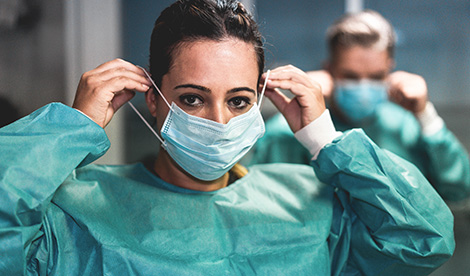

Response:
(229, 97), (250, 109)
(179, 95), (203, 106)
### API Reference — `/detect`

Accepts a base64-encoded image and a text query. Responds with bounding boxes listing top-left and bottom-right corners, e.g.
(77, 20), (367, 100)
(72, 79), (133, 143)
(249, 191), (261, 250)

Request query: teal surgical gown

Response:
(245, 102), (470, 202)
(0, 103), (454, 275)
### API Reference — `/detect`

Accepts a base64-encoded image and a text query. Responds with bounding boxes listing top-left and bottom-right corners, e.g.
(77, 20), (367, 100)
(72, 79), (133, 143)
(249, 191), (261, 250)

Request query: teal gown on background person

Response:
(0, 103), (455, 275)
(245, 102), (470, 202)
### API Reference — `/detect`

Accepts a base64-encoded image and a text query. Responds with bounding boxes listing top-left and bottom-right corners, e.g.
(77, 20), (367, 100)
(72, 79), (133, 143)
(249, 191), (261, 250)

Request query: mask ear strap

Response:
(128, 101), (165, 145)
(137, 66), (173, 111)
(258, 70), (270, 110)
(126, 65), (168, 145)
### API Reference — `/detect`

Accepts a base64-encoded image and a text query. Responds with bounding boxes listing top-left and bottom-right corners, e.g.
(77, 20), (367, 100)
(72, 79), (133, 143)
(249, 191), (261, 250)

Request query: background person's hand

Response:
(72, 59), (151, 128)
(388, 71), (428, 114)
(262, 65), (326, 133)
(306, 70), (334, 101)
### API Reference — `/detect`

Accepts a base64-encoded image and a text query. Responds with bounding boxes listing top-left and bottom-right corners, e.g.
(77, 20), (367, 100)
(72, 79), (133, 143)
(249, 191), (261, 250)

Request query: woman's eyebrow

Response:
(174, 84), (255, 94)
(174, 84), (211, 93)
(228, 87), (256, 94)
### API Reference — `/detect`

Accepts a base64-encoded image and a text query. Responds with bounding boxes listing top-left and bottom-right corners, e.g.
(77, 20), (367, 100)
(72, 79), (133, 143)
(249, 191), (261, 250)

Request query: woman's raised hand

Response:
(72, 59), (151, 128)
(262, 65), (326, 133)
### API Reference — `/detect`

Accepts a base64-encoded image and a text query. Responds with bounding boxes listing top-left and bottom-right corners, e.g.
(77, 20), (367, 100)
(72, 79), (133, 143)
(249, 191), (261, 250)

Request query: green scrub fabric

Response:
(0, 103), (454, 275)
(245, 102), (470, 202)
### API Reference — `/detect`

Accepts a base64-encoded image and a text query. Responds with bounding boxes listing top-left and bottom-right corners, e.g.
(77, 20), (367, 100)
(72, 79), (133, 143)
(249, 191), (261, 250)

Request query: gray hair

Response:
(326, 10), (395, 59)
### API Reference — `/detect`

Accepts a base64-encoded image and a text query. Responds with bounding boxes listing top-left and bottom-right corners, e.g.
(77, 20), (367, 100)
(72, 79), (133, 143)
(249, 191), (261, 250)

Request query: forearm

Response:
(294, 112), (454, 274)
(313, 130), (454, 274)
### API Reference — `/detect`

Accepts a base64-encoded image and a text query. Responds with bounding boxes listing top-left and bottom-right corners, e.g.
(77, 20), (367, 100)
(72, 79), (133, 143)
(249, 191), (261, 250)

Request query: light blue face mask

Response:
(333, 79), (388, 123)
(129, 68), (269, 181)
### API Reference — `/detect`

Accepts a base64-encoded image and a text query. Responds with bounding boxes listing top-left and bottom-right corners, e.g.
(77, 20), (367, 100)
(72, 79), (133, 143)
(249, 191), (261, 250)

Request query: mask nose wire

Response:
(258, 70), (270, 111)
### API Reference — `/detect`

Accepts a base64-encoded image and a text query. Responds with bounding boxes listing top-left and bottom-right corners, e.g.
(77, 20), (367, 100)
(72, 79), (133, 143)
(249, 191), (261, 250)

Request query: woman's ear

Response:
(145, 89), (158, 117)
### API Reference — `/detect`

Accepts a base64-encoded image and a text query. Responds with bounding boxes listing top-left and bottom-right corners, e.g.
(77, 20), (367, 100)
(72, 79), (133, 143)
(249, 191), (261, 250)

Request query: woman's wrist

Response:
(294, 109), (342, 160)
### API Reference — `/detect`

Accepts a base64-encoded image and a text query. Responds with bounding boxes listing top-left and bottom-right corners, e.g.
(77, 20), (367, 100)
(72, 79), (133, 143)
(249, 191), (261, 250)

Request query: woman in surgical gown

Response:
(0, 0), (455, 275)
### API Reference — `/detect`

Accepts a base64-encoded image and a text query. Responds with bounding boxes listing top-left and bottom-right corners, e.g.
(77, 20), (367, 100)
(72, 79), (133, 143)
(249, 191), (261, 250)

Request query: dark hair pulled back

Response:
(149, 0), (265, 87)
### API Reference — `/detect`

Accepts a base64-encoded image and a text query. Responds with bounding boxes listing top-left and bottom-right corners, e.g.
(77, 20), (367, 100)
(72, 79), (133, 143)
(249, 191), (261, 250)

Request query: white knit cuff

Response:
(415, 102), (444, 136)
(294, 109), (342, 160)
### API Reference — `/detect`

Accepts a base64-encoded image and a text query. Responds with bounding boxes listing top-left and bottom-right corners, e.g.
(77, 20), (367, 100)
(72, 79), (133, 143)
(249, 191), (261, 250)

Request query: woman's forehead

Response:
(166, 39), (259, 86)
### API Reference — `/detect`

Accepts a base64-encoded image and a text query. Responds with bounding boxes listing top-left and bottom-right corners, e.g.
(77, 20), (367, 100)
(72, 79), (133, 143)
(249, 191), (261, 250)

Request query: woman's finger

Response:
(267, 79), (324, 112)
(73, 71), (150, 128)
(89, 67), (151, 90)
(101, 75), (151, 95)
(264, 88), (302, 132)
(112, 90), (136, 111)
(264, 87), (291, 113)
(267, 79), (310, 98)
(263, 65), (326, 132)
(266, 65), (316, 90)
(88, 58), (147, 77)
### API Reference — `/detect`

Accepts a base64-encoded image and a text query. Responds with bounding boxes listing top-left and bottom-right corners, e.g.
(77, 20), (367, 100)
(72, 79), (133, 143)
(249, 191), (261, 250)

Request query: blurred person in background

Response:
(246, 10), (470, 203)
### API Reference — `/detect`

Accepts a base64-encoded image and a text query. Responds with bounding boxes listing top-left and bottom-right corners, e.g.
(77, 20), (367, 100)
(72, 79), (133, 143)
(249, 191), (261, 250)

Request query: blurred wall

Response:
(0, 0), (65, 118)
(0, 0), (124, 164)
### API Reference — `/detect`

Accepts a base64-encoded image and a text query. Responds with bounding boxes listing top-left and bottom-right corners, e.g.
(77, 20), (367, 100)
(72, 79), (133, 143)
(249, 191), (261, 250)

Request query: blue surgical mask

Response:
(129, 68), (270, 181)
(333, 79), (388, 123)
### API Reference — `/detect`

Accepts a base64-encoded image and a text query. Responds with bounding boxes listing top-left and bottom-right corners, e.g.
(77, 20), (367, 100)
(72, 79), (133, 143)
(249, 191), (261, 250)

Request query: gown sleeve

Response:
(420, 126), (470, 202)
(312, 129), (455, 276)
(0, 103), (109, 275)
